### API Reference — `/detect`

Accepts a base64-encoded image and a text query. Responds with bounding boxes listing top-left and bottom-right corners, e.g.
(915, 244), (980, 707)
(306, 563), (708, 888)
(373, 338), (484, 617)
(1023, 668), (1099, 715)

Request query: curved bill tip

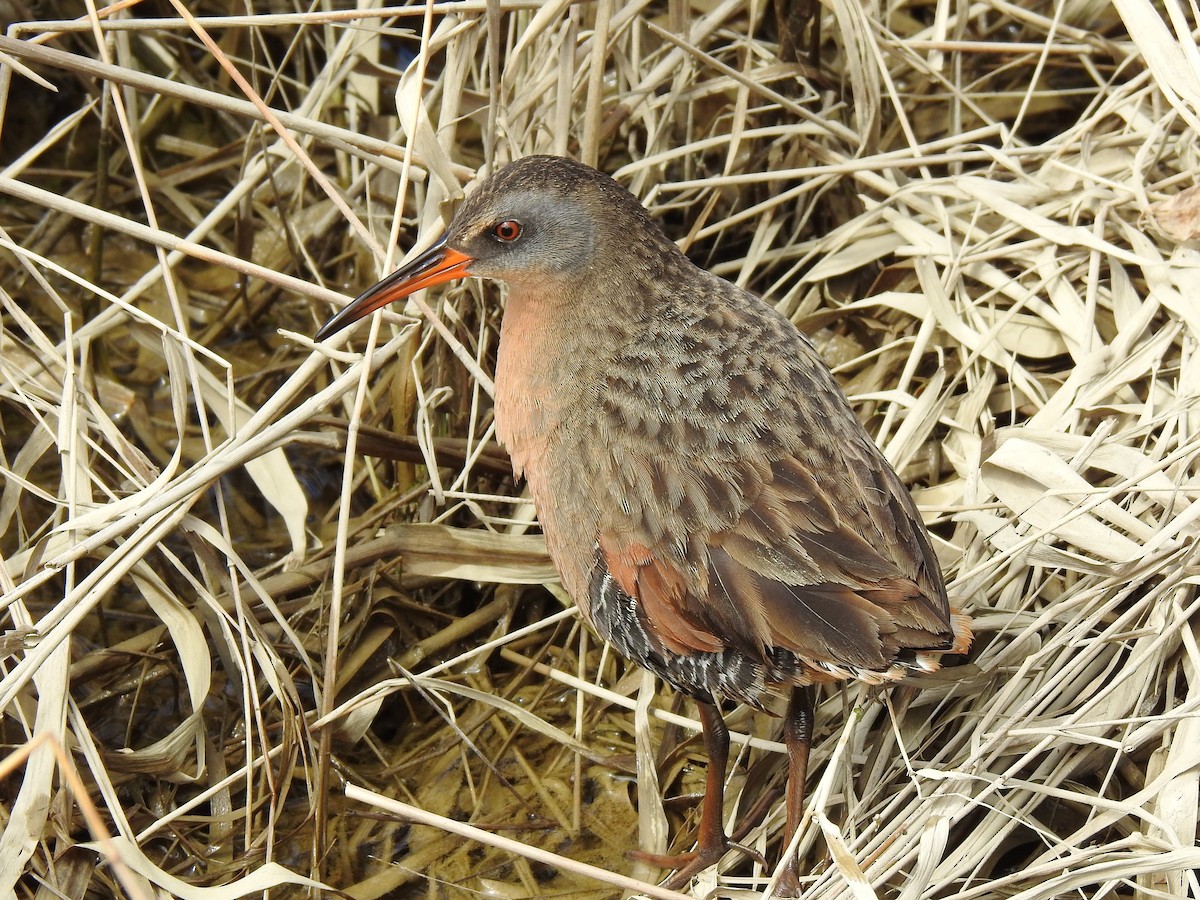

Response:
(316, 236), (474, 341)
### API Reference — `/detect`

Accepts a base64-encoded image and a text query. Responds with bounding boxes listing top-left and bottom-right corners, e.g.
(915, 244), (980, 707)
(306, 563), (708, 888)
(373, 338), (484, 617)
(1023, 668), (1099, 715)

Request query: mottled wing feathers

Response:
(711, 546), (891, 669)
(764, 453), (951, 633)
(583, 282), (955, 675)
(596, 447), (953, 674)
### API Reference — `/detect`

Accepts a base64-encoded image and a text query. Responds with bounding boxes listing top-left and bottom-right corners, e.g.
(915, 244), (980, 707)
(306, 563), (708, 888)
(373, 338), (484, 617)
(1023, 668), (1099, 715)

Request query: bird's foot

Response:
(631, 839), (770, 890)
(773, 858), (802, 898)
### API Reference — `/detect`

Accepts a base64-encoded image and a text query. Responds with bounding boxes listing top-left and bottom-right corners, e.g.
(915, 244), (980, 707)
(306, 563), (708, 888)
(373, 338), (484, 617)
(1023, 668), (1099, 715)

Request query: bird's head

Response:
(316, 156), (671, 341)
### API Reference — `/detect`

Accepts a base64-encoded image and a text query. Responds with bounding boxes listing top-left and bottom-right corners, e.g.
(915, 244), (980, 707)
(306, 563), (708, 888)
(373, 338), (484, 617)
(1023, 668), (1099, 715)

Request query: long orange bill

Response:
(315, 234), (474, 341)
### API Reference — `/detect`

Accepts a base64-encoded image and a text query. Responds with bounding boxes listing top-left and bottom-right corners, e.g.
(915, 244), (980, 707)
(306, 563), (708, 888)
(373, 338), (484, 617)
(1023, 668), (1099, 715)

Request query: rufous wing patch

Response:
(597, 532), (724, 655)
(596, 532), (647, 600)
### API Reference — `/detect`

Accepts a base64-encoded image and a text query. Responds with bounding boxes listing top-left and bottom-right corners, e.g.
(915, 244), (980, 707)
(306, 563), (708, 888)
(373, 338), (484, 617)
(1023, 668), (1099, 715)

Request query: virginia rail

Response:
(317, 156), (971, 895)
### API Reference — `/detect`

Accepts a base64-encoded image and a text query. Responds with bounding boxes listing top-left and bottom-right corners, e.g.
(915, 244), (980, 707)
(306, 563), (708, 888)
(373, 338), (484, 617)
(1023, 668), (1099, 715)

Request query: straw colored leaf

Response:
(981, 435), (1145, 565)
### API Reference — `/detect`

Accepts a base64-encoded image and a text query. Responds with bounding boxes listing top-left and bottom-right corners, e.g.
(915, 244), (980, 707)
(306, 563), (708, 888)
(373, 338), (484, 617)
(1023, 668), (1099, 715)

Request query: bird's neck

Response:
(493, 285), (599, 478)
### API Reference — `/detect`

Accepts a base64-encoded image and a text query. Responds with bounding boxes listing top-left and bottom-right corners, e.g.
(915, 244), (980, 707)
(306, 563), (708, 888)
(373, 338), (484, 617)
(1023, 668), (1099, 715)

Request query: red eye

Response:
(493, 219), (522, 242)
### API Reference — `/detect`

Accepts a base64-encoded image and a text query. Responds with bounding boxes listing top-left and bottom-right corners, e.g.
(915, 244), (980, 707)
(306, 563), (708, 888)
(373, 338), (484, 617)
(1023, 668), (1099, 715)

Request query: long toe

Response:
(773, 856), (803, 898)
(629, 846), (719, 890)
(631, 839), (770, 890)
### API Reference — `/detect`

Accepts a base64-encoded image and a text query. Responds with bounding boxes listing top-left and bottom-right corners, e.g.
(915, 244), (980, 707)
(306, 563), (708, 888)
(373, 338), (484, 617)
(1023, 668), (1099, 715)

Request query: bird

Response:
(316, 155), (972, 896)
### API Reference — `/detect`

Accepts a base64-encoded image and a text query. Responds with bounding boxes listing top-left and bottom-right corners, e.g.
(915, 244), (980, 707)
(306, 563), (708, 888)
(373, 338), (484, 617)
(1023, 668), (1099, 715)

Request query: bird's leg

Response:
(776, 685), (814, 898)
(692, 699), (733, 863)
(633, 700), (766, 887)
